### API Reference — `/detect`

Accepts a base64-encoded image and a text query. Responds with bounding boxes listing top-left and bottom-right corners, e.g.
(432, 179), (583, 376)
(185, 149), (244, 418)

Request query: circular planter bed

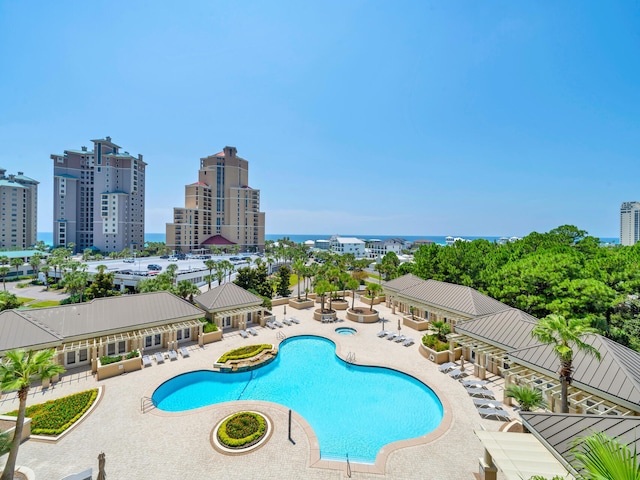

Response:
(329, 299), (349, 310)
(211, 411), (272, 455)
(346, 307), (379, 323)
(313, 308), (337, 322)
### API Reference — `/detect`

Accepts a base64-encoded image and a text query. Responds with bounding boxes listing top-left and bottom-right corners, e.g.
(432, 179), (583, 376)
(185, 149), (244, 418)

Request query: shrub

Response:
(217, 412), (266, 448)
(203, 321), (218, 333)
(5, 389), (98, 436)
(217, 344), (272, 363)
(100, 355), (123, 365)
(126, 350), (140, 359)
(422, 334), (449, 352)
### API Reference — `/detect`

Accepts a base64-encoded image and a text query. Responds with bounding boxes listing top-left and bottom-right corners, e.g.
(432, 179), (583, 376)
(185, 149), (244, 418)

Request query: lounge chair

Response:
(377, 330), (389, 338)
(464, 383), (489, 390)
(386, 332), (399, 341)
(239, 330), (249, 338)
(461, 379), (488, 387)
(179, 346), (190, 357)
(273, 320), (284, 328)
(247, 327), (258, 336)
(402, 338), (415, 347)
(438, 362), (457, 373)
(473, 399), (504, 410)
(142, 355), (152, 367)
(155, 352), (165, 364)
(265, 321), (276, 329)
(395, 335), (407, 343)
(478, 408), (511, 422)
(449, 368), (468, 379)
(291, 318), (300, 324)
(466, 388), (495, 398)
(168, 350), (178, 361)
(282, 318), (292, 326)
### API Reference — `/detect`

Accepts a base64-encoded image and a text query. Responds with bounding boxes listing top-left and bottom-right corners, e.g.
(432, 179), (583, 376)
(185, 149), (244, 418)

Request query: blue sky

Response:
(1, 1), (638, 238)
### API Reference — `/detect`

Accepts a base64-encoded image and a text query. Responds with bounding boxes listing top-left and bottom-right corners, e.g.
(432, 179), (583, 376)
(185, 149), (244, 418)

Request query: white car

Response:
(123, 258), (135, 263)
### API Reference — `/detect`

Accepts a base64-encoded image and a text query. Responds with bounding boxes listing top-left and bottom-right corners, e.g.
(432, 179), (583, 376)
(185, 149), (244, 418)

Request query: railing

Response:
(140, 396), (155, 413)
(276, 331), (286, 341)
(346, 352), (356, 364)
(346, 453), (352, 478)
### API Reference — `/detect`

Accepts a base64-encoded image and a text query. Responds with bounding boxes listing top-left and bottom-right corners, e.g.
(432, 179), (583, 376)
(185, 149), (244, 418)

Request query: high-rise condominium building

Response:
(0, 169), (38, 249)
(166, 146), (265, 253)
(620, 201), (640, 246)
(51, 137), (146, 253)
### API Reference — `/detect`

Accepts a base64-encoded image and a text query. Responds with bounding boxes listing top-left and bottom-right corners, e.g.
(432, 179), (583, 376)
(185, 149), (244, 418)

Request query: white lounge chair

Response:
(265, 321), (276, 329)
(449, 368), (468, 379)
(179, 346), (190, 357)
(377, 330), (389, 338)
(438, 362), (457, 373)
(478, 408), (510, 422)
(473, 399), (504, 410)
(386, 332), (399, 341)
(239, 330), (249, 338)
(247, 327), (258, 336)
(466, 388), (495, 398)
(282, 318), (292, 326)
(273, 320), (284, 328)
(291, 318), (300, 324)
(395, 335), (407, 343)
(461, 379), (489, 387)
(168, 350), (178, 361)
(402, 338), (415, 347)
(155, 352), (165, 364)
(464, 382), (489, 390)
(142, 355), (152, 367)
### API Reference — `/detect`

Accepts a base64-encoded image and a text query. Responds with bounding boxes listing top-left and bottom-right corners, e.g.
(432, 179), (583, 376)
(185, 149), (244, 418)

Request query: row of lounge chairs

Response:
(239, 327), (259, 338)
(263, 317), (301, 330)
(376, 330), (415, 346)
(321, 316), (343, 323)
(142, 347), (190, 367)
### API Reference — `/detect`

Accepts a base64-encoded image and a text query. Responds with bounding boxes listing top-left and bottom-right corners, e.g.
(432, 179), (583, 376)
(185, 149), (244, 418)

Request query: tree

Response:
(276, 265), (292, 298)
(0, 291), (20, 311)
(531, 314), (601, 413)
(0, 349), (65, 480)
(346, 277), (359, 310)
(28, 254), (42, 281)
(292, 258), (305, 301)
(84, 266), (117, 300)
(40, 265), (50, 290)
(61, 270), (89, 303)
(504, 384), (545, 433)
(0, 267), (9, 291)
(365, 282), (382, 311)
(314, 279), (331, 313)
(572, 431), (640, 480)
(204, 260), (216, 289)
(176, 280), (200, 302)
(10, 258), (22, 281)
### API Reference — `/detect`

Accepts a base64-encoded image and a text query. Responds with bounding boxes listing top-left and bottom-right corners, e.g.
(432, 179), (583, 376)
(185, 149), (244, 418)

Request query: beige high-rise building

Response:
(620, 201), (640, 246)
(0, 170), (38, 249)
(166, 146), (265, 253)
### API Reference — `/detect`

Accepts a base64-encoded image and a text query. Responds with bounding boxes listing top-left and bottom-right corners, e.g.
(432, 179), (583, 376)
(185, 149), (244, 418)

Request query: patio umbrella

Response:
(97, 452), (106, 480)
(398, 318), (401, 332)
(460, 355), (465, 372)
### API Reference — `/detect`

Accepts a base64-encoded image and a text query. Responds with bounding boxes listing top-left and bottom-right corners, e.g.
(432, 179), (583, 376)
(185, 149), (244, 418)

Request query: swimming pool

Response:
(153, 336), (443, 464)
(335, 327), (357, 335)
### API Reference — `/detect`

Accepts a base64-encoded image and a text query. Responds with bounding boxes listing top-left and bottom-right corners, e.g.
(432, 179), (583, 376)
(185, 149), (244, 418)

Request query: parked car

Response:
(123, 258), (135, 263)
(147, 264), (162, 271)
(160, 255), (170, 259)
(168, 257), (178, 262)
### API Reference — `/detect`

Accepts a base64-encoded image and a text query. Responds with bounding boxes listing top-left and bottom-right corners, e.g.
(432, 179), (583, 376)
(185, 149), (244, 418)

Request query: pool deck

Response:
(0, 294), (515, 479)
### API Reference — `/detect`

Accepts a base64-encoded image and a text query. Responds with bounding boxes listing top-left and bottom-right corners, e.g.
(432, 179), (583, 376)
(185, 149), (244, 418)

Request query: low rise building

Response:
(329, 235), (366, 257)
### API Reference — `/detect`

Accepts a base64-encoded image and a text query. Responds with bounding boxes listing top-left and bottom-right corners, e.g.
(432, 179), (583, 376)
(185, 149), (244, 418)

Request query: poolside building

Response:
(194, 282), (267, 331)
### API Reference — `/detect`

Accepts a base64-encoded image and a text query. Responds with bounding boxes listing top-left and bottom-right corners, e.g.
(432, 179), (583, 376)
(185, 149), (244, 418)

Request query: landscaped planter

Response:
(361, 295), (385, 305)
(329, 299), (348, 310)
(96, 355), (142, 381)
(419, 344), (451, 364)
(403, 317), (430, 331)
(289, 298), (314, 309)
(313, 309), (337, 322)
(345, 308), (379, 323)
(202, 330), (223, 345)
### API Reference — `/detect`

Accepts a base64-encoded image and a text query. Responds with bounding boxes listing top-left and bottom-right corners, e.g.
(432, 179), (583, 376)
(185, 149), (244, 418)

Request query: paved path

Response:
(0, 296), (513, 479)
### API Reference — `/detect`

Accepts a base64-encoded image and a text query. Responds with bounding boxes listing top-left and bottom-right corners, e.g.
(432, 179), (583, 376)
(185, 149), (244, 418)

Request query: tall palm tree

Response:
(28, 253), (42, 281)
(531, 314), (601, 413)
(365, 282), (382, 311)
(0, 266), (10, 291)
(572, 431), (640, 480)
(347, 277), (359, 310)
(0, 349), (65, 480)
(292, 258), (305, 300)
(40, 265), (50, 290)
(504, 384), (545, 433)
(204, 260), (216, 289)
(10, 258), (23, 281)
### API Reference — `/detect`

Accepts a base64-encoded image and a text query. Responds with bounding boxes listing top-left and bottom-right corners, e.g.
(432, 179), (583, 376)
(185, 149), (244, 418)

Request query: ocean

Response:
(36, 232), (619, 247)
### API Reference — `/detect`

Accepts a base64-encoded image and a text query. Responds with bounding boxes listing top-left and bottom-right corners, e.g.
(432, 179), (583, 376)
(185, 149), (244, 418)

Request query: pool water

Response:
(153, 336), (443, 464)
(335, 327), (356, 335)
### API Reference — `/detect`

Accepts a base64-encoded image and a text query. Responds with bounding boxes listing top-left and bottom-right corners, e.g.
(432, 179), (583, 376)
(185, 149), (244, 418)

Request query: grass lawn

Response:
(26, 300), (61, 308)
(16, 297), (35, 305)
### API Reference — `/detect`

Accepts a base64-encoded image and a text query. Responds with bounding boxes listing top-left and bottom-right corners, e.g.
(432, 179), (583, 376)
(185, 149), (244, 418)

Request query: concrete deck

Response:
(0, 293), (515, 479)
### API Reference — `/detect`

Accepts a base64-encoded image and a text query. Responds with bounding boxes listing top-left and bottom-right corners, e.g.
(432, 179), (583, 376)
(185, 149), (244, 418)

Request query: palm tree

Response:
(0, 349), (65, 480)
(213, 263), (226, 286)
(0, 266), (9, 291)
(292, 258), (305, 301)
(10, 258), (23, 281)
(28, 253), (42, 280)
(504, 384), (545, 433)
(365, 282), (382, 312)
(40, 265), (50, 290)
(346, 277), (359, 310)
(176, 280), (200, 301)
(531, 314), (601, 413)
(204, 260), (216, 289)
(0, 291), (20, 311)
(572, 431), (640, 480)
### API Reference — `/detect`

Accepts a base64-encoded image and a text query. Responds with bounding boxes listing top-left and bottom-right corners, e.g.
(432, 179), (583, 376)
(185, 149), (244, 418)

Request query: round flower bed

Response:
(211, 411), (272, 455)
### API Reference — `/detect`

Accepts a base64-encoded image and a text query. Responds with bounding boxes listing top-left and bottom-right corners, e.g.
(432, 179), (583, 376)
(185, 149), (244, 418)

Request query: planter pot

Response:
(346, 308), (379, 323)
(96, 355), (142, 381)
(289, 298), (314, 309)
(313, 309), (337, 322)
(419, 344), (451, 364)
(403, 317), (430, 331)
(329, 299), (349, 310)
(202, 330), (223, 345)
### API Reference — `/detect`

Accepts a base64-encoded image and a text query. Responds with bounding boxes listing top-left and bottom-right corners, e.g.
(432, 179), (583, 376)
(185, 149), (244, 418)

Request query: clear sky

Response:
(1, 1), (638, 238)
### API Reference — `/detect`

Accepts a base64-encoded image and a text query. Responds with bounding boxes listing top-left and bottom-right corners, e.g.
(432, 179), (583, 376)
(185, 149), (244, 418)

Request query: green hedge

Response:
(422, 334), (449, 352)
(5, 389), (98, 436)
(203, 321), (218, 333)
(217, 344), (272, 363)
(100, 355), (123, 365)
(218, 412), (266, 447)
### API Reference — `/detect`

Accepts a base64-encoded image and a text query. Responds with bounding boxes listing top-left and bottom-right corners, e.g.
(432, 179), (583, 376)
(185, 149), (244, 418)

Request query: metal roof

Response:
(0, 292), (205, 352)
(454, 308), (540, 350)
(382, 273), (425, 293)
(195, 282), (263, 312)
(522, 412), (640, 474)
(508, 335), (640, 409)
